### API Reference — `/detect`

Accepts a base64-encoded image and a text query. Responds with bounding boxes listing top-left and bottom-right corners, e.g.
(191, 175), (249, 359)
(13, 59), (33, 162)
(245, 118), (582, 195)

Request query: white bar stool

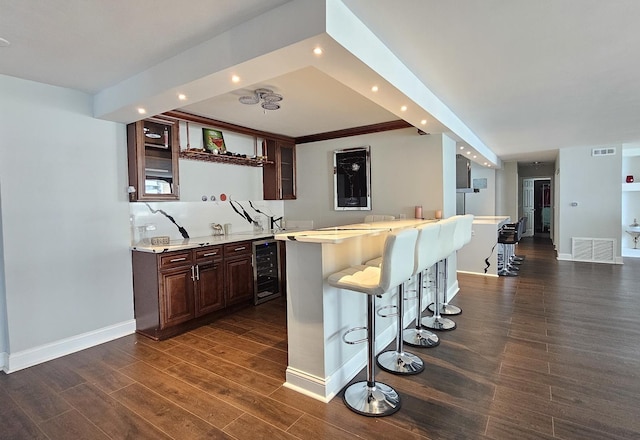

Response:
(328, 228), (418, 417)
(428, 214), (473, 316)
(403, 222), (441, 348)
(422, 217), (457, 331)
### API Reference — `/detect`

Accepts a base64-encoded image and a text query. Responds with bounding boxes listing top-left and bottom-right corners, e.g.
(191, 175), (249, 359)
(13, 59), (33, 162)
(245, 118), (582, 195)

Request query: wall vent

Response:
(591, 147), (616, 156)
(572, 238), (615, 263)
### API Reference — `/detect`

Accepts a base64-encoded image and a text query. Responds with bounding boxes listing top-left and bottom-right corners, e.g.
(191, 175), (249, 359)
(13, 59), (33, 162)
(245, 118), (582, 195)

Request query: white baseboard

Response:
(457, 270), (499, 278)
(284, 314), (398, 402)
(4, 319), (136, 373)
(557, 253), (623, 264)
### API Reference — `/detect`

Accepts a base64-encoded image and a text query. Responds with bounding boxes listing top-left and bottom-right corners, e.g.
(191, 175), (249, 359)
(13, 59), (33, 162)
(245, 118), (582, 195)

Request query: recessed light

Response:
(459, 146), (464, 150)
(178, 94), (187, 101)
(466, 151), (471, 155)
(473, 155), (477, 159)
(137, 108), (147, 115)
(231, 75), (240, 83)
(400, 105), (407, 112)
(371, 85), (379, 92)
(313, 47), (323, 55)
(420, 119), (427, 125)
(484, 162), (488, 166)
(0, 37), (9, 47)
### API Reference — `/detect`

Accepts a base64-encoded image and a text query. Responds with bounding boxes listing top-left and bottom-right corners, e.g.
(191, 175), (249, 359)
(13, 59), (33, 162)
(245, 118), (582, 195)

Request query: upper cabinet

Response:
(263, 139), (296, 200)
(127, 118), (180, 201)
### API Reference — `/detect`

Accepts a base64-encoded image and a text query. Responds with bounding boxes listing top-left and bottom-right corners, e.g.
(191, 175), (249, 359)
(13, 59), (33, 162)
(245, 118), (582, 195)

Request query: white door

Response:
(522, 179), (534, 237)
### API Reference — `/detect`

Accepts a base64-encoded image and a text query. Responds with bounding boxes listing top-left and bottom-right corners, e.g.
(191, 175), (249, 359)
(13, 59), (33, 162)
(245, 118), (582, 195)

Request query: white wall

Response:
(284, 129), (448, 227)
(441, 134), (457, 218)
(0, 187), (7, 366)
(496, 161), (518, 220)
(464, 162), (496, 216)
(556, 145), (622, 260)
(0, 75), (135, 370)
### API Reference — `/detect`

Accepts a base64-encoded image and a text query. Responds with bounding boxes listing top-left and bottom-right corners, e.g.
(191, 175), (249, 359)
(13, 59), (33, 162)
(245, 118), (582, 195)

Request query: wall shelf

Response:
(179, 149), (272, 167)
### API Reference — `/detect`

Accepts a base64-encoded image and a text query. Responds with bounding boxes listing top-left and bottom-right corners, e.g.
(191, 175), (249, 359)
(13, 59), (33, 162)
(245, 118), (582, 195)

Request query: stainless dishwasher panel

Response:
(252, 239), (281, 305)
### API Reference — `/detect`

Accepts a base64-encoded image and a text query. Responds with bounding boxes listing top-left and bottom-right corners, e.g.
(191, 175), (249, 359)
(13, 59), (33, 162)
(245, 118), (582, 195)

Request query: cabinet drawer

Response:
(195, 246), (223, 261)
(159, 251), (192, 269)
(224, 241), (252, 257)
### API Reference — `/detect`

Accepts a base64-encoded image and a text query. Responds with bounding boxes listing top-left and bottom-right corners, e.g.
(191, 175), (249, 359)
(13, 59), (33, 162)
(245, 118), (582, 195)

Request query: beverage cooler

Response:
(252, 239), (281, 305)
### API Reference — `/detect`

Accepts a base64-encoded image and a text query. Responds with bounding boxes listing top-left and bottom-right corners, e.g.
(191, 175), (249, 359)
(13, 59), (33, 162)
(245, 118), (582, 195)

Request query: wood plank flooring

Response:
(2, 236), (640, 439)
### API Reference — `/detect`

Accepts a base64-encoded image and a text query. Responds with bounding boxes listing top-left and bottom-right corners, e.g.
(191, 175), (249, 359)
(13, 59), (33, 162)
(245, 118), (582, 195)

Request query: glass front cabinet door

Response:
(127, 118), (180, 201)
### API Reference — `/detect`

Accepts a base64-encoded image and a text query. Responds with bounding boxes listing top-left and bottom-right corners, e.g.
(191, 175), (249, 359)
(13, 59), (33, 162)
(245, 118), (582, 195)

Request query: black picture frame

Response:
(333, 146), (371, 210)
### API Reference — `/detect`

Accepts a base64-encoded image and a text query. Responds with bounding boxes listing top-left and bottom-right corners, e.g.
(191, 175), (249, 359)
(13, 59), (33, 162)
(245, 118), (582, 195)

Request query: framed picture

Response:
(203, 128), (226, 153)
(334, 146), (371, 210)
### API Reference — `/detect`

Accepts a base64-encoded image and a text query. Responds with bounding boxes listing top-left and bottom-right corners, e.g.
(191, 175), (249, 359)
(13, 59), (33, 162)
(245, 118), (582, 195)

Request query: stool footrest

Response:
(342, 326), (368, 345)
(376, 304), (397, 318)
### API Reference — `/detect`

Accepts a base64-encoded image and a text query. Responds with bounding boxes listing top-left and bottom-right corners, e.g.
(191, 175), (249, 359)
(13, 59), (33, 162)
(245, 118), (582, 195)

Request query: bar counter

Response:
(456, 216), (510, 276)
(274, 219), (434, 401)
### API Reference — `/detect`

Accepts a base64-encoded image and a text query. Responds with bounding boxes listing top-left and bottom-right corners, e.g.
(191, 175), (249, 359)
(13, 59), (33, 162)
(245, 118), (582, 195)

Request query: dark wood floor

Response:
(2, 236), (640, 439)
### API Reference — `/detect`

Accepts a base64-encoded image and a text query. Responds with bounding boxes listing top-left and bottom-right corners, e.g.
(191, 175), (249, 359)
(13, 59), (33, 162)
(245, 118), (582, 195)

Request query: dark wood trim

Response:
(161, 110), (295, 143)
(295, 120), (413, 144)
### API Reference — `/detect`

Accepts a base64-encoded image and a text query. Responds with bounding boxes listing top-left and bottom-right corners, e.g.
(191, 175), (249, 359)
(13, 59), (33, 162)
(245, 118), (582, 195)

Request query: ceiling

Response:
(3, 0), (640, 167)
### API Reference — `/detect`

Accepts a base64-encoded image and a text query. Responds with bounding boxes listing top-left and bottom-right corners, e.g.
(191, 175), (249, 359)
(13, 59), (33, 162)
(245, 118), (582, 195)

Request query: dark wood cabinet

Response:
(132, 241), (256, 340)
(127, 117), (180, 201)
(224, 241), (254, 306)
(194, 248), (225, 316)
(159, 264), (195, 327)
(263, 139), (296, 200)
(133, 245), (222, 339)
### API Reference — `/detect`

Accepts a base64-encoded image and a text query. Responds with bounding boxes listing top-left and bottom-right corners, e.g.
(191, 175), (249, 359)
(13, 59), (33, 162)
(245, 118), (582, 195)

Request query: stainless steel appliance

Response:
(252, 239), (281, 305)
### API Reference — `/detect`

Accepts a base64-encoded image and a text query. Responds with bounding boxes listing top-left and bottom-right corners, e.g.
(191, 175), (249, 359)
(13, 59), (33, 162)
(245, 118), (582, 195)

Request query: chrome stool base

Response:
(422, 315), (457, 331)
(403, 328), (440, 348)
(377, 350), (424, 375)
(427, 303), (462, 316)
(343, 381), (401, 417)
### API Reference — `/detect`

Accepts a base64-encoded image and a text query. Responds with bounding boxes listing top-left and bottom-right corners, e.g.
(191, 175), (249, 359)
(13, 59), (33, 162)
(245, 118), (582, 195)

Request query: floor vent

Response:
(572, 238), (615, 263)
(592, 147), (616, 156)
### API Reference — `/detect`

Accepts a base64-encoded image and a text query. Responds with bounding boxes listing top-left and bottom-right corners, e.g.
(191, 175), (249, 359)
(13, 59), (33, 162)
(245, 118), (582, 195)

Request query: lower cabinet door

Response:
(159, 266), (196, 328)
(225, 256), (254, 306)
(196, 259), (225, 316)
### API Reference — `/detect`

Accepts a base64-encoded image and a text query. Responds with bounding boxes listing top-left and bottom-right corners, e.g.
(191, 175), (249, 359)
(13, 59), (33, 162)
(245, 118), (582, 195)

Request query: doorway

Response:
(522, 177), (552, 238)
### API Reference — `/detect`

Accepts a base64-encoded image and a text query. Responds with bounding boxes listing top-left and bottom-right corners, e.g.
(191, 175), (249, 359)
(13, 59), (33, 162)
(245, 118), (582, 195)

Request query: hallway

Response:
(1, 236), (639, 439)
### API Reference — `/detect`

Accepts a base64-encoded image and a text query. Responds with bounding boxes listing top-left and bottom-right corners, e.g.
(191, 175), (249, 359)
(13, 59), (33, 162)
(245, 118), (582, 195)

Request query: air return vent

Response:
(572, 238), (615, 263)
(592, 147), (616, 156)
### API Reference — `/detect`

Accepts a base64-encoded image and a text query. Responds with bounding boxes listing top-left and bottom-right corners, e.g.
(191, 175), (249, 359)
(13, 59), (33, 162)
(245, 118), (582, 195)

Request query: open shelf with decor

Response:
(179, 149), (272, 167)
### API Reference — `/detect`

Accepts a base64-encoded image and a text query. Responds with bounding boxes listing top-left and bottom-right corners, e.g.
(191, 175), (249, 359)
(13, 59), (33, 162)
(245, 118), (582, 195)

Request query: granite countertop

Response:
(275, 219), (435, 244)
(471, 216), (511, 225)
(131, 231), (277, 253)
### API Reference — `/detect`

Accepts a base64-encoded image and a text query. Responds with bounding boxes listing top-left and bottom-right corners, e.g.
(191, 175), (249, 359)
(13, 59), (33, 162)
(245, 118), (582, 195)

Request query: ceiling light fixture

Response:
(400, 105), (407, 112)
(137, 107), (147, 114)
(313, 47), (323, 55)
(420, 119), (427, 125)
(239, 88), (284, 110)
(231, 75), (240, 83)
(178, 94), (187, 101)
(371, 85), (379, 92)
